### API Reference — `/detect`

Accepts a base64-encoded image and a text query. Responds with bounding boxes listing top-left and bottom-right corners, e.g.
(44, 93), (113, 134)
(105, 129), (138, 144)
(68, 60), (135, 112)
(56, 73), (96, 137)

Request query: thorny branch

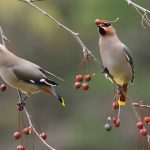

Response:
(20, 0), (104, 69)
(125, 0), (150, 28)
(0, 26), (56, 150)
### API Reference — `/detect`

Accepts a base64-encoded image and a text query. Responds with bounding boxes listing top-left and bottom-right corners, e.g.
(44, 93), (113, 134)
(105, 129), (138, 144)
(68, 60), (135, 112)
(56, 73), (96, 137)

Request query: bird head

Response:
(95, 19), (116, 36)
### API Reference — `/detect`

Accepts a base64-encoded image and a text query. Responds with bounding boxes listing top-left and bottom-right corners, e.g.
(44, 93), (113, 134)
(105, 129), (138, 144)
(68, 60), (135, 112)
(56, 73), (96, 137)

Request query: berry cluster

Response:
(104, 101), (121, 132)
(14, 107), (47, 149)
(13, 127), (31, 150)
(75, 52), (96, 91)
(14, 127), (47, 149)
(136, 116), (150, 137)
(132, 102), (150, 149)
(74, 74), (91, 90)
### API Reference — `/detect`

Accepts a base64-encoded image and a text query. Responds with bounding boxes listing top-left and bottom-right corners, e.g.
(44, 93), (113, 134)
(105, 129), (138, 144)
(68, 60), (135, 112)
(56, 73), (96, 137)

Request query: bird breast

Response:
(100, 40), (132, 85)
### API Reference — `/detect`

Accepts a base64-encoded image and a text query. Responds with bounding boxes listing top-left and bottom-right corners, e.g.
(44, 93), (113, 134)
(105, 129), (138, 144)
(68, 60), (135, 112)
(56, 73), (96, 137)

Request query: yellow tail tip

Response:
(118, 100), (126, 106)
(61, 98), (65, 107)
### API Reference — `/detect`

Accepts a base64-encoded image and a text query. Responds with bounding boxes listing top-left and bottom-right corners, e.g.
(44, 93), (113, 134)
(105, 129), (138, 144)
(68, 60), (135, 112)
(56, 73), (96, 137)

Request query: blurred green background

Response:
(0, 0), (150, 149)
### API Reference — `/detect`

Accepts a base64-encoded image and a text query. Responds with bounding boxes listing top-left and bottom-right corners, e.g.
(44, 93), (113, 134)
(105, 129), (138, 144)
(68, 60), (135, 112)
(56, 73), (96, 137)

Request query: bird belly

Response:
(101, 50), (132, 85)
(7, 79), (40, 94)
(13, 81), (41, 94)
(0, 68), (40, 94)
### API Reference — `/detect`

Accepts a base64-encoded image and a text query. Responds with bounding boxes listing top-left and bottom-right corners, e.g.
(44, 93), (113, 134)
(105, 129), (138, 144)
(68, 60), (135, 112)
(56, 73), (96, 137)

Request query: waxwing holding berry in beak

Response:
(95, 19), (134, 105)
(0, 44), (65, 107)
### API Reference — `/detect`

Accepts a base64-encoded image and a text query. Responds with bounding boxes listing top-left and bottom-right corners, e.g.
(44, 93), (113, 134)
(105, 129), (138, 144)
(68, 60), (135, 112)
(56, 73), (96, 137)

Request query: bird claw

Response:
(17, 101), (26, 111)
(17, 101), (26, 109)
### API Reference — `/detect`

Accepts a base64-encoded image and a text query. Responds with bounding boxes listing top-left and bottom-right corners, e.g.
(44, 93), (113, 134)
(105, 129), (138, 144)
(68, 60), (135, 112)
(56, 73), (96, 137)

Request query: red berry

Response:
(0, 84), (6, 91)
(13, 132), (21, 140)
(84, 74), (91, 81)
(81, 83), (89, 90)
(114, 120), (120, 128)
(74, 82), (81, 89)
(140, 128), (148, 136)
(136, 121), (144, 129)
(39, 132), (47, 140)
(16, 145), (25, 150)
(95, 19), (101, 25)
(113, 102), (119, 109)
(23, 127), (30, 135)
(76, 74), (83, 82)
(112, 117), (117, 124)
(144, 117), (150, 124)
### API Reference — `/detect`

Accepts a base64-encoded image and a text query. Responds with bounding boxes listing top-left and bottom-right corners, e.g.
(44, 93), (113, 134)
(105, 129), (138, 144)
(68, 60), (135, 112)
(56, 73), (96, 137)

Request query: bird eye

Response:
(104, 22), (111, 27)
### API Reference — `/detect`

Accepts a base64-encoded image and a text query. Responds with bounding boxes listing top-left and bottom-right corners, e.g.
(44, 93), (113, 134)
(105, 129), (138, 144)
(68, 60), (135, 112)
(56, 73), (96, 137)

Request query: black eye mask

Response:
(103, 22), (111, 27)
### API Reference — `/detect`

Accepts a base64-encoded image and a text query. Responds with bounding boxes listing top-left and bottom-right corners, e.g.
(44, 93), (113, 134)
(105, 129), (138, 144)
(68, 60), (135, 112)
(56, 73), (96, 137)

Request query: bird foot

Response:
(17, 101), (26, 111)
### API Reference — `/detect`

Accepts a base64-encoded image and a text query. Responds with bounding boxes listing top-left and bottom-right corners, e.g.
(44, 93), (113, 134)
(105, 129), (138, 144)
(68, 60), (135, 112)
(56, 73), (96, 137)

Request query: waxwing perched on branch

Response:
(0, 44), (65, 107)
(95, 19), (134, 105)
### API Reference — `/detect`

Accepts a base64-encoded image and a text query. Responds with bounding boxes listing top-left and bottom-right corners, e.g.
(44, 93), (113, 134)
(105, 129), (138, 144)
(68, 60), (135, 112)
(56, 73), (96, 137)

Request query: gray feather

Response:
(123, 46), (134, 83)
(39, 68), (64, 82)
(13, 66), (59, 86)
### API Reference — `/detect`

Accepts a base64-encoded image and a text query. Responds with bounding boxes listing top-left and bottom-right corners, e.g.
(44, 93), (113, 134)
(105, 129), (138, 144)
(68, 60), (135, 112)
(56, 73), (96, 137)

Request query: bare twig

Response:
(24, 107), (56, 150)
(132, 102), (150, 108)
(0, 26), (9, 46)
(126, 0), (150, 13)
(125, 0), (150, 27)
(20, 0), (104, 69)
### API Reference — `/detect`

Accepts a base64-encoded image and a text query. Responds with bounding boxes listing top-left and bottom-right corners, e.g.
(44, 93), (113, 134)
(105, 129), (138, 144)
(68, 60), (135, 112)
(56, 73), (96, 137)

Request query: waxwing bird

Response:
(95, 19), (134, 105)
(0, 44), (65, 107)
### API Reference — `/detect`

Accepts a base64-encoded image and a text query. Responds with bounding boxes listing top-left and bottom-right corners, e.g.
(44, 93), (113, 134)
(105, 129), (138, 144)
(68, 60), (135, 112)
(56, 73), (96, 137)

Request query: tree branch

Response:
(132, 102), (150, 108)
(20, 0), (104, 69)
(125, 0), (150, 27)
(0, 26), (9, 46)
(126, 0), (150, 13)
(24, 107), (56, 150)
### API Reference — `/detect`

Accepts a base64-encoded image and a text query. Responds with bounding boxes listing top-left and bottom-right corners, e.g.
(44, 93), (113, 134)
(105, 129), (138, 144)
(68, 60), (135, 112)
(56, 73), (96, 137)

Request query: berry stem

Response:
(118, 104), (121, 120)
(35, 119), (43, 134)
(18, 112), (21, 132)
(21, 111), (25, 128)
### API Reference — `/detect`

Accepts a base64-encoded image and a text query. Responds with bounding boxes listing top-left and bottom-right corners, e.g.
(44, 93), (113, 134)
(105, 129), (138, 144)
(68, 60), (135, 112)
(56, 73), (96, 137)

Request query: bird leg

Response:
(115, 85), (127, 102)
(17, 90), (30, 108)
(113, 84), (118, 100)
(117, 86), (126, 96)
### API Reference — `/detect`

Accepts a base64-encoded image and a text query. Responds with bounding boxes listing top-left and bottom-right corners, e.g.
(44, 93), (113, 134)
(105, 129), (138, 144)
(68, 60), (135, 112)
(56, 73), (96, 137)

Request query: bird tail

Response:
(118, 84), (128, 106)
(41, 87), (65, 107)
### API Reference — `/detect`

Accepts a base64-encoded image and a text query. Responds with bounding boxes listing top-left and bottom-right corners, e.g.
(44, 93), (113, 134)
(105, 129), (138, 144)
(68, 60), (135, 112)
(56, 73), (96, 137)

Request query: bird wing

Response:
(12, 65), (59, 87)
(123, 46), (134, 83)
(39, 68), (64, 82)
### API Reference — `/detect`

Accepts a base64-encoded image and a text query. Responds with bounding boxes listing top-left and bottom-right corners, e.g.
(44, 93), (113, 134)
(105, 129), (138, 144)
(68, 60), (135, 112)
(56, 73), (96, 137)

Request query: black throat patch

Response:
(99, 27), (106, 36)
